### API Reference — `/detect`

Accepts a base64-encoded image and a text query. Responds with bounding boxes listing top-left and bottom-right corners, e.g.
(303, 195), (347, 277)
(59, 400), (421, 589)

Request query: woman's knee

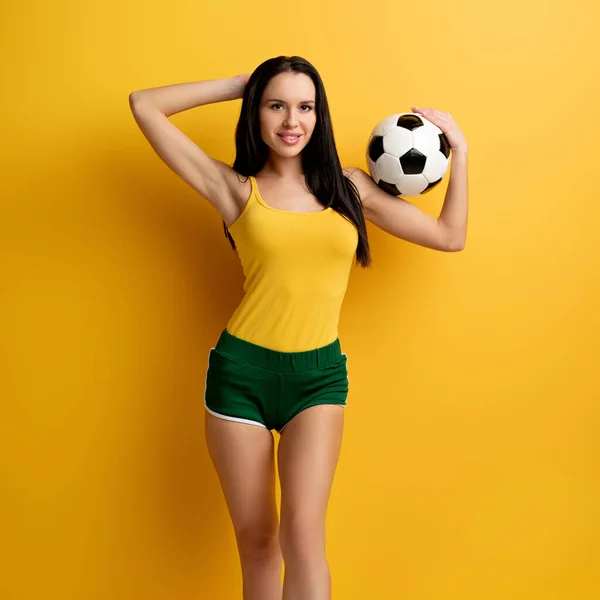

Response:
(279, 513), (326, 564)
(236, 524), (281, 561)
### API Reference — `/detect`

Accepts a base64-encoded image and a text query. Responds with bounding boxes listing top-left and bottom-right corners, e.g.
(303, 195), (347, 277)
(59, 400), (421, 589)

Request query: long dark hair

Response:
(222, 55), (372, 268)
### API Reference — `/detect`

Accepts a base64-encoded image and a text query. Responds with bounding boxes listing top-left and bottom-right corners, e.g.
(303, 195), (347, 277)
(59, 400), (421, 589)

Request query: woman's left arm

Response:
(413, 106), (469, 251)
(345, 107), (468, 252)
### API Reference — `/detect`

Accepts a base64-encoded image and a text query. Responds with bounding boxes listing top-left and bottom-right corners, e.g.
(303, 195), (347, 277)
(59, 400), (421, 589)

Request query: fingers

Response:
(412, 106), (453, 121)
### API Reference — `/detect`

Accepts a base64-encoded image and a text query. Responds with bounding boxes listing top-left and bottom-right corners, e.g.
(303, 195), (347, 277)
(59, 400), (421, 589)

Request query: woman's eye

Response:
(271, 104), (312, 111)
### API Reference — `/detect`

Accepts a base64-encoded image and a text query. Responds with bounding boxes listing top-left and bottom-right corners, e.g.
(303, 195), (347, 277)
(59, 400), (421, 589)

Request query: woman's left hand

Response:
(411, 106), (468, 154)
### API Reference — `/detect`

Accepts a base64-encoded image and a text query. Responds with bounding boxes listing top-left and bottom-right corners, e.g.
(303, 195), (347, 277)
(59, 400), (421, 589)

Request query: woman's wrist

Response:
(233, 73), (250, 98)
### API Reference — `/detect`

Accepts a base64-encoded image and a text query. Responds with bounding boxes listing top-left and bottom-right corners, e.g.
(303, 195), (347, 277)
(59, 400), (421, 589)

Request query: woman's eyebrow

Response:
(266, 98), (316, 104)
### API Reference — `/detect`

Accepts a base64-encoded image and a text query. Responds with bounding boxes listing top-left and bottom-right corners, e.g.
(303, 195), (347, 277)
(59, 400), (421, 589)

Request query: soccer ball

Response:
(366, 113), (451, 197)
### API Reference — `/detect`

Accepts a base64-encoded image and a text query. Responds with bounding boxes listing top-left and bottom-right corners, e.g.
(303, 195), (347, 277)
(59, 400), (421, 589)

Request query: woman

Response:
(129, 55), (468, 600)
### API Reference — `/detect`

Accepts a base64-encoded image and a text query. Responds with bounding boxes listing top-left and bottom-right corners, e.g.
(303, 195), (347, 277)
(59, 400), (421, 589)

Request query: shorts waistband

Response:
(215, 329), (343, 373)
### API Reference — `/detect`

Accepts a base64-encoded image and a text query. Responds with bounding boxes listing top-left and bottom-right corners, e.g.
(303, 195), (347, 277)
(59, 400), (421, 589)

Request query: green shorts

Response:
(204, 328), (349, 433)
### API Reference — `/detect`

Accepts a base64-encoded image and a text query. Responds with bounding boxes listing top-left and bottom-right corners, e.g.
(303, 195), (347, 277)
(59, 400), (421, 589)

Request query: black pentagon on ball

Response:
(368, 136), (384, 162)
(377, 179), (400, 196)
(399, 148), (427, 175)
(439, 132), (451, 159)
(397, 114), (424, 130)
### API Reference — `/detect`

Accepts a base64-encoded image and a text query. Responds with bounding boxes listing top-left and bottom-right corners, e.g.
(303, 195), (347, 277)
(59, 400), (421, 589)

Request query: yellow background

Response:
(2, 0), (599, 598)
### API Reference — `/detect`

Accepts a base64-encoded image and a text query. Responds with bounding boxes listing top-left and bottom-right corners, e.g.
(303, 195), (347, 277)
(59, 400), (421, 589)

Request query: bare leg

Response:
(277, 405), (345, 600)
(205, 412), (283, 600)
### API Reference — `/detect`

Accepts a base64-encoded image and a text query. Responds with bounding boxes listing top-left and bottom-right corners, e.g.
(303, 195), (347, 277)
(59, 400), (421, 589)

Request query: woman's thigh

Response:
(205, 412), (279, 547)
(277, 404), (345, 553)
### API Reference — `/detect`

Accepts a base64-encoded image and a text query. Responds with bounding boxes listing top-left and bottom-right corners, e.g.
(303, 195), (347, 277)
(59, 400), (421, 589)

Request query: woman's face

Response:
(259, 72), (317, 156)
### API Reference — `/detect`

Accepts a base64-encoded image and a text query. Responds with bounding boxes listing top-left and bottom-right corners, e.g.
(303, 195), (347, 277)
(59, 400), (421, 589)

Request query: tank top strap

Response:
(248, 175), (258, 199)
(245, 175), (263, 212)
(244, 175), (259, 210)
(228, 175), (258, 231)
(248, 175), (267, 212)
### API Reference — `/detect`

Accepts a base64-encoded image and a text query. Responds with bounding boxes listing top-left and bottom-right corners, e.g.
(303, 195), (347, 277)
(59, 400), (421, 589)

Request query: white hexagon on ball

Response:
(382, 126), (413, 158)
(376, 154), (403, 184)
(397, 174), (430, 196)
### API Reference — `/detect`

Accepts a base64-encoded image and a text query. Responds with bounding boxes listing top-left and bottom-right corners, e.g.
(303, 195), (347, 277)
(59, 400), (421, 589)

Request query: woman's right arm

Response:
(128, 75), (250, 224)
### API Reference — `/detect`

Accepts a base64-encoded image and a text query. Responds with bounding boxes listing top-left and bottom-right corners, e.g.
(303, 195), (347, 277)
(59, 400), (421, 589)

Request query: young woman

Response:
(129, 55), (468, 600)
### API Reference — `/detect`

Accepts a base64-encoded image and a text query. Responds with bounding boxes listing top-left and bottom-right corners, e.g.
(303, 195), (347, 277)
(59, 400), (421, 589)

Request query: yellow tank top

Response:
(225, 175), (359, 352)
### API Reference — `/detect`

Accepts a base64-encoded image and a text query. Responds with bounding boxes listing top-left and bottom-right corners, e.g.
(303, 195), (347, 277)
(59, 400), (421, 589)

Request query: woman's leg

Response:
(277, 404), (345, 600)
(205, 412), (283, 600)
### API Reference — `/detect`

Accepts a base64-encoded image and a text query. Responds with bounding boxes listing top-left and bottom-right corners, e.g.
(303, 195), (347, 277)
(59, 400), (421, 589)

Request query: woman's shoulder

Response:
(342, 166), (374, 201)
